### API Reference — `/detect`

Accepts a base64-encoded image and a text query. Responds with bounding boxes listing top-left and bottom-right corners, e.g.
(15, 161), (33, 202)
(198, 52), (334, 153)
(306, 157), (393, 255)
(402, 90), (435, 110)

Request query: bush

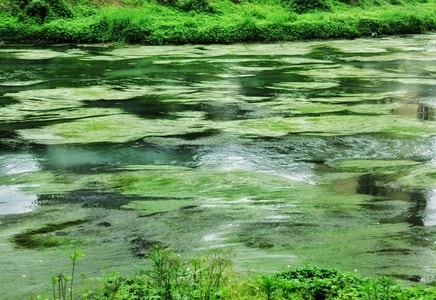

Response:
(272, 266), (365, 299)
(0, 15), (34, 41)
(92, 244), (232, 299)
(290, 0), (331, 13)
(157, 0), (215, 13)
(177, 0), (215, 13)
(25, 0), (49, 22)
(14, 0), (73, 22)
(45, 0), (73, 18)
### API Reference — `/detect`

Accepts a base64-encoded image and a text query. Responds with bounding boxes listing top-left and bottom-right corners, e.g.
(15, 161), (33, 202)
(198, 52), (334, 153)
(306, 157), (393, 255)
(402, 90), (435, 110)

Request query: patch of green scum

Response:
(0, 80), (46, 87)
(340, 52), (436, 63)
(5, 86), (151, 102)
(261, 100), (346, 116)
(106, 167), (302, 201)
(298, 90), (411, 104)
(115, 164), (192, 171)
(397, 164), (436, 189)
(236, 115), (436, 137)
(3, 48), (83, 60)
(259, 97), (400, 116)
(1, 105), (124, 125)
(347, 103), (404, 116)
(0, 171), (102, 194)
(295, 64), (408, 80)
(122, 199), (198, 215)
(329, 159), (422, 173)
(107, 167), (376, 221)
(272, 81), (339, 91)
(288, 222), (431, 280)
(17, 112), (209, 144)
(11, 219), (88, 249)
(1, 86), (155, 124)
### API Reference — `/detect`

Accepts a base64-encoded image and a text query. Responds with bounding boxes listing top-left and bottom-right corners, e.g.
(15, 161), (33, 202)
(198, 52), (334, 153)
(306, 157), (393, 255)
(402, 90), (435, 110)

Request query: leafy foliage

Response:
(290, 0), (331, 13)
(177, 0), (215, 13)
(51, 251), (84, 300)
(157, 0), (215, 13)
(35, 248), (436, 299)
(88, 244), (232, 299)
(12, 0), (74, 23)
(1, 0), (436, 43)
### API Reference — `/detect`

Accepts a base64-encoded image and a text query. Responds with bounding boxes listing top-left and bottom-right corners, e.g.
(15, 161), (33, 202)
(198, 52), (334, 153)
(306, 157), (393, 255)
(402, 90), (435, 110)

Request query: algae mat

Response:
(0, 34), (435, 298)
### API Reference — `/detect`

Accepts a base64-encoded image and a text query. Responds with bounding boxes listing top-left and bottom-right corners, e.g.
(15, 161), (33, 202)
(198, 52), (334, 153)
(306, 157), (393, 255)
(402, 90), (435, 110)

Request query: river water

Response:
(0, 34), (435, 297)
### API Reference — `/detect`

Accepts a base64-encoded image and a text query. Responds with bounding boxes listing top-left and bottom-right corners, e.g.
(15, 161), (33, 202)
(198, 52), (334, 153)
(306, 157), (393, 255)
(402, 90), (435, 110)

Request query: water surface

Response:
(0, 34), (435, 298)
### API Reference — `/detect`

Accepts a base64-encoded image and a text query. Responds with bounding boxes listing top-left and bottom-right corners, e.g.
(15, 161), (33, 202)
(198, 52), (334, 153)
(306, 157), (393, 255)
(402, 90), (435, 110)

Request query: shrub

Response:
(25, 0), (49, 22)
(0, 15), (34, 41)
(14, 0), (73, 22)
(177, 0), (215, 13)
(290, 0), (331, 13)
(94, 244), (232, 299)
(157, 0), (215, 13)
(356, 17), (383, 36)
(273, 266), (366, 299)
(45, 0), (73, 18)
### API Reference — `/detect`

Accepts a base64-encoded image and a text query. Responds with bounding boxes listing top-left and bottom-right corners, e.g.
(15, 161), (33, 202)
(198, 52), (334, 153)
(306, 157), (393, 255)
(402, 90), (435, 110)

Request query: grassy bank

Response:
(0, 0), (435, 44)
(36, 246), (436, 299)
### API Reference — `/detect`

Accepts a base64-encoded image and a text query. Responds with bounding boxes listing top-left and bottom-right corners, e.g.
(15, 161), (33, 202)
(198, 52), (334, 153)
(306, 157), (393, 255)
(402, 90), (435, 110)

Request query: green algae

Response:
(122, 199), (199, 215)
(328, 159), (436, 191)
(2, 86), (152, 125)
(396, 164), (436, 189)
(329, 159), (423, 173)
(236, 114), (436, 137)
(7, 48), (84, 60)
(106, 167), (299, 201)
(12, 219), (88, 249)
(17, 112), (209, 144)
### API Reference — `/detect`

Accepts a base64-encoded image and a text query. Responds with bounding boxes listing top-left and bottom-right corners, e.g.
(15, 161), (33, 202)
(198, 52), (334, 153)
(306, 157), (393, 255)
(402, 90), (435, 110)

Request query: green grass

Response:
(0, 0), (435, 44)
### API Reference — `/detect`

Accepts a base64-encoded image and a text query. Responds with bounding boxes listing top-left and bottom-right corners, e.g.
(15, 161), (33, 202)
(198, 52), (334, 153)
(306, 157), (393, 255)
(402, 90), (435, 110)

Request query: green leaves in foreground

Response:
(65, 246), (436, 299)
(88, 244), (232, 300)
(262, 266), (436, 299)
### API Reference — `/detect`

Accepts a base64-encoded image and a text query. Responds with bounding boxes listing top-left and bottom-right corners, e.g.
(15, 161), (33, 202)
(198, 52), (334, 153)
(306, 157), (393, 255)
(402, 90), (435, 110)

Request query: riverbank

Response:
(0, 0), (435, 44)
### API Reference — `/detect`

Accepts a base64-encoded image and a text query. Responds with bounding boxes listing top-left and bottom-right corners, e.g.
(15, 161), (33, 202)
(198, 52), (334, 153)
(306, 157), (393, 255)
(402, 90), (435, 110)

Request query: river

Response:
(0, 34), (435, 298)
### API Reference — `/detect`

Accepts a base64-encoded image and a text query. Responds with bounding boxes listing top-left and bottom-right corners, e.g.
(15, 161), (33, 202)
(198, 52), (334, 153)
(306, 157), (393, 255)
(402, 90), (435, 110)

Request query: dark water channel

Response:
(0, 34), (435, 297)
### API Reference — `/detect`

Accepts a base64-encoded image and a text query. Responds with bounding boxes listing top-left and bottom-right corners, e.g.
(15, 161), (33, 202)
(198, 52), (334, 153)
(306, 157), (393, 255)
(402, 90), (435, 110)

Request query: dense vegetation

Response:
(0, 0), (435, 44)
(39, 246), (436, 299)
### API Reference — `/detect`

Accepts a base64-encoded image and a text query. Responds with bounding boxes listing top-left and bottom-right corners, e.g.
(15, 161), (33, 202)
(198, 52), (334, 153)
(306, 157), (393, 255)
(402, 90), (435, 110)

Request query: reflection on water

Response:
(0, 154), (40, 214)
(424, 190), (436, 227)
(393, 103), (435, 121)
(418, 105), (435, 121)
(195, 144), (314, 183)
(0, 185), (36, 215)
(357, 174), (434, 227)
(393, 104), (435, 121)
(0, 153), (40, 175)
